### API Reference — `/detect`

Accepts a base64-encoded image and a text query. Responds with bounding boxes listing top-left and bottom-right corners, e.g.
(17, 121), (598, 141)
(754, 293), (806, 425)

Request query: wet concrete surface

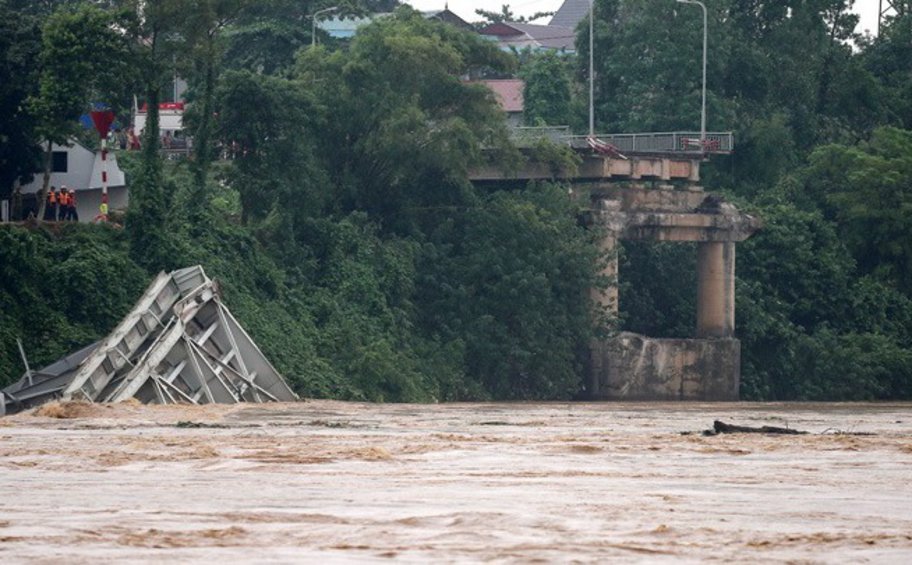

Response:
(1, 400), (911, 563)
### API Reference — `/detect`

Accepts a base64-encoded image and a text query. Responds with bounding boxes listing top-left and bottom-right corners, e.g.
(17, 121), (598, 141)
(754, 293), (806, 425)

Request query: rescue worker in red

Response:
(45, 186), (58, 221)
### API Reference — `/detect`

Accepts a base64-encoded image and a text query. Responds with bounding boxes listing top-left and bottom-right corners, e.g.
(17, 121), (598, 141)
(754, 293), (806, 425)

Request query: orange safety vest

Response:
(60, 192), (69, 206)
(48, 191), (57, 204)
(69, 192), (76, 206)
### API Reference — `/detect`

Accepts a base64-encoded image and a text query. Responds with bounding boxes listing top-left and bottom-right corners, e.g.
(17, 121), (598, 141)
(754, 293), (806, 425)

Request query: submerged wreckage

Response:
(1, 266), (297, 415)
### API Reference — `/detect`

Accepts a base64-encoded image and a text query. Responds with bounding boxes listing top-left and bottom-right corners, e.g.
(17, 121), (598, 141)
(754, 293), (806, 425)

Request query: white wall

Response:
(19, 142), (96, 196)
(134, 110), (183, 135)
(16, 140), (129, 223)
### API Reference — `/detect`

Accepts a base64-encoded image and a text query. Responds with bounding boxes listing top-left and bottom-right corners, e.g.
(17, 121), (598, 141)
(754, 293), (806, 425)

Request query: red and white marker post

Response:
(90, 110), (115, 222)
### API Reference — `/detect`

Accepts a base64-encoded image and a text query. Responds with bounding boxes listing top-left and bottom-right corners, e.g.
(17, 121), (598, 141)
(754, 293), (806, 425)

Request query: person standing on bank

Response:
(58, 187), (68, 221)
(60, 186), (73, 221)
(45, 186), (58, 221)
(67, 187), (78, 221)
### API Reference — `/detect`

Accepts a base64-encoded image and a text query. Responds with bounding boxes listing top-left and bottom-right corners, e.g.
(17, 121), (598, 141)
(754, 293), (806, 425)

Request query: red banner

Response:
(139, 102), (185, 112)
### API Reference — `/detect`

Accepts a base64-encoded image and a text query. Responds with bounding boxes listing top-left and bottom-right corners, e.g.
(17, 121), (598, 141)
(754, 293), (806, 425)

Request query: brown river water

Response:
(1, 400), (911, 563)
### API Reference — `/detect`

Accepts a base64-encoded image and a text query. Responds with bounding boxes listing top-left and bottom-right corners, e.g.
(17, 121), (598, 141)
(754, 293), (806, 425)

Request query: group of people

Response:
(44, 185), (79, 222)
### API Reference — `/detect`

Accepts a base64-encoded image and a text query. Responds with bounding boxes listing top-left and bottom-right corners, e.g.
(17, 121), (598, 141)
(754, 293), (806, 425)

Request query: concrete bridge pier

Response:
(590, 232), (619, 319)
(466, 131), (754, 400)
(586, 186), (760, 401)
(696, 241), (735, 338)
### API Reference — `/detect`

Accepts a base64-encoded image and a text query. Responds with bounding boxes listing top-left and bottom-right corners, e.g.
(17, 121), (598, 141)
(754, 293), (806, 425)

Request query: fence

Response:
(510, 128), (734, 155)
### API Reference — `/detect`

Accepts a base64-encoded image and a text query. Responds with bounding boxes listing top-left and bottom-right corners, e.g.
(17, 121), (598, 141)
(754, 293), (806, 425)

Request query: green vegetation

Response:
(587, 0), (912, 399)
(2, 1), (912, 401)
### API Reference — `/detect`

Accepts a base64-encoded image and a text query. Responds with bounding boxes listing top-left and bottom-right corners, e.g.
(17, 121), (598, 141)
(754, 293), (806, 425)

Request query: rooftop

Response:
(549, 0), (590, 29)
(472, 79), (525, 113)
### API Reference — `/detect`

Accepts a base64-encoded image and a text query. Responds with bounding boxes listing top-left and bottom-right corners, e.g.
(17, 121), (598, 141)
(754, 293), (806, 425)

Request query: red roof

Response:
(479, 22), (525, 37)
(473, 79), (525, 113)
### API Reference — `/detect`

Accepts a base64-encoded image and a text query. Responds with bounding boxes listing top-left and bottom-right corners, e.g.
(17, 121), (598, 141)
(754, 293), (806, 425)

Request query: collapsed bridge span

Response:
(1, 266), (297, 415)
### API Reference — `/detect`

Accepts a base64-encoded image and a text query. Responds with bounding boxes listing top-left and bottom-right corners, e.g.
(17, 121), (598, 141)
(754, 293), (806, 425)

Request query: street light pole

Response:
(589, 0), (595, 137)
(312, 6), (339, 47)
(676, 0), (707, 148)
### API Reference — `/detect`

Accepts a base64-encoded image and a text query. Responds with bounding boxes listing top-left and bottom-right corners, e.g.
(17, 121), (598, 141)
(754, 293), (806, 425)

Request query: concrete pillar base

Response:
(589, 333), (740, 400)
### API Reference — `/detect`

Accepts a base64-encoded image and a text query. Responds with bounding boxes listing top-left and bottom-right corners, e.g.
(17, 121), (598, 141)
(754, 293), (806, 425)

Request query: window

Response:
(51, 151), (68, 173)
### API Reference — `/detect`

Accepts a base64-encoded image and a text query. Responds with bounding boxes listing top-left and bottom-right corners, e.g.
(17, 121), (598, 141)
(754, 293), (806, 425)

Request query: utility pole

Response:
(677, 0), (707, 149)
(589, 0), (595, 137)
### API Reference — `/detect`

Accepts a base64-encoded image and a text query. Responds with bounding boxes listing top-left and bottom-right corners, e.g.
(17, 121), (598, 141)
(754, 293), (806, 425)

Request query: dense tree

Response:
(618, 242), (696, 339)
(0, 2), (41, 206)
(520, 51), (573, 126)
(577, 0), (883, 188)
(117, 0), (186, 268)
(862, 12), (912, 129)
(177, 0), (254, 225)
(293, 8), (516, 233)
(802, 127), (912, 294)
(212, 69), (323, 230)
(416, 183), (600, 399)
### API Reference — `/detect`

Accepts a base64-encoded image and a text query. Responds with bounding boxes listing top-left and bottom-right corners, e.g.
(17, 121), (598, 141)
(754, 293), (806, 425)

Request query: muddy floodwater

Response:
(1, 401), (911, 563)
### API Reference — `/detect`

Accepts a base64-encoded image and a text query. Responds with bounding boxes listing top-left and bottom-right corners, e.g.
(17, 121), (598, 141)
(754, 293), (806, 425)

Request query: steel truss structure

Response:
(1, 266), (297, 415)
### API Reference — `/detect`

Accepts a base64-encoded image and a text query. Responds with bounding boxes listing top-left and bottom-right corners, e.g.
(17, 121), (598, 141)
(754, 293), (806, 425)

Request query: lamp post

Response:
(676, 0), (707, 149)
(312, 6), (339, 47)
(589, 0), (595, 137)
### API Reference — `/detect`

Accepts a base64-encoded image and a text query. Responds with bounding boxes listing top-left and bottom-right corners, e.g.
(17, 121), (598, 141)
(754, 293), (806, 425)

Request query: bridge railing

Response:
(510, 127), (734, 155)
(509, 126), (572, 145)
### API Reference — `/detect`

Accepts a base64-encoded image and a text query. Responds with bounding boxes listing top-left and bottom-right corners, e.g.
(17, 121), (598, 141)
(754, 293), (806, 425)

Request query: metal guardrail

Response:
(510, 126), (572, 145)
(510, 127), (734, 155)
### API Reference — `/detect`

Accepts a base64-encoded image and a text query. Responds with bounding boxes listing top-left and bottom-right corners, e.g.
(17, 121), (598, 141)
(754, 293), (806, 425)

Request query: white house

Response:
(16, 140), (128, 222)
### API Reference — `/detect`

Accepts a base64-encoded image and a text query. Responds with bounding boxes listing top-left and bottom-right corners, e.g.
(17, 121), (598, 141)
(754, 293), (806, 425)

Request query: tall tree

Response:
(213, 69), (322, 230)
(294, 7), (516, 233)
(520, 51), (573, 126)
(862, 11), (912, 129)
(180, 0), (251, 226)
(803, 127), (912, 294)
(117, 0), (186, 268)
(28, 4), (131, 222)
(0, 1), (42, 207)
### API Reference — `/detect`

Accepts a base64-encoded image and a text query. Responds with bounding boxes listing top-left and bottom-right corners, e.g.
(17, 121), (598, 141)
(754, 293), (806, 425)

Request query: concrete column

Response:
(590, 231), (619, 323)
(687, 159), (702, 191)
(688, 159), (701, 182)
(696, 241), (735, 338)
